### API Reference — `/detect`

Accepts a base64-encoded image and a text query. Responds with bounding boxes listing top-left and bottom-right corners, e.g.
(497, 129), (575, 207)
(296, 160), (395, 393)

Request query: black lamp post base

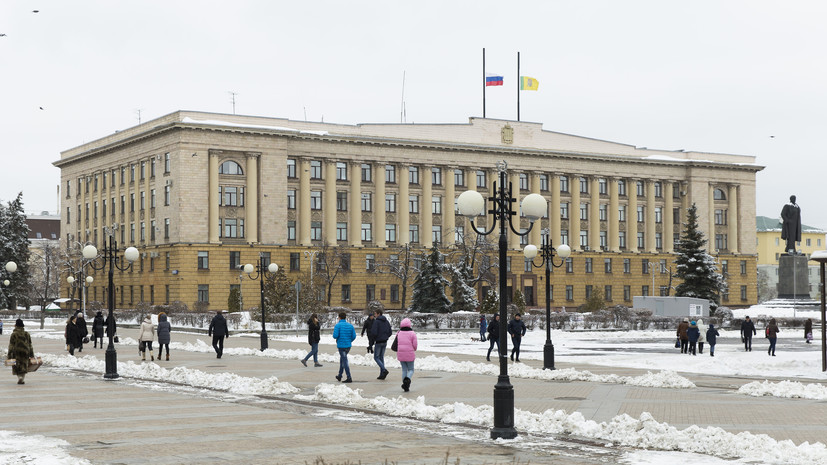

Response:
(490, 375), (518, 440)
(543, 342), (556, 370)
(104, 342), (119, 379)
(260, 329), (269, 351)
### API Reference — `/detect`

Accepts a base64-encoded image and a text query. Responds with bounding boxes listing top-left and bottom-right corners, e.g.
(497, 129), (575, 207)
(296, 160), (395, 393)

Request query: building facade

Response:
(54, 111), (762, 311)
(756, 215), (826, 300)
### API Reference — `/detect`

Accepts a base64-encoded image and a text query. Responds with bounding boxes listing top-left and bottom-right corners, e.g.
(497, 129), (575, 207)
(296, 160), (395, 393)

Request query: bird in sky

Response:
(33, 10), (39, 13)
(0, 33), (7, 37)
(39, 107), (44, 110)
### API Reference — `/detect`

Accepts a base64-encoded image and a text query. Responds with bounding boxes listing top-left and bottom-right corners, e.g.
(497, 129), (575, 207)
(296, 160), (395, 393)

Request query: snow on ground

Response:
(739, 379), (827, 401)
(0, 430), (91, 465)
(733, 305), (822, 321)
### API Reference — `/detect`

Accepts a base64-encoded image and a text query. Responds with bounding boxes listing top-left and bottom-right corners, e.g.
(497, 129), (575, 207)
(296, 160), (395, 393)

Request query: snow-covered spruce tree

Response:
(448, 257), (478, 313)
(410, 244), (450, 313)
(512, 288), (526, 315)
(673, 203), (723, 305)
(479, 288), (499, 316)
(0, 193), (31, 309)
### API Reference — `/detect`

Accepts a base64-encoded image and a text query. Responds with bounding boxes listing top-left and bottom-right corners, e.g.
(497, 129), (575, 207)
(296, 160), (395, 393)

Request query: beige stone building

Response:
(54, 111), (763, 311)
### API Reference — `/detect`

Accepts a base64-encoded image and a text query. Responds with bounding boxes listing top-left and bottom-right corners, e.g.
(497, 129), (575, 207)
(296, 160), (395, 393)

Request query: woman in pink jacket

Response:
(395, 318), (418, 392)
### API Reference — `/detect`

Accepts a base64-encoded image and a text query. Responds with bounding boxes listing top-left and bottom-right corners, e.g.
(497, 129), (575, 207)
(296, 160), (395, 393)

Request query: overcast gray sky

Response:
(2, 1), (825, 231)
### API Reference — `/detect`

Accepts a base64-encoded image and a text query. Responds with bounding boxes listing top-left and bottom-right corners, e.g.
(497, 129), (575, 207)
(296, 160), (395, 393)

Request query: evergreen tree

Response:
(448, 257), (479, 313)
(582, 287), (605, 312)
(0, 193), (31, 310)
(512, 288), (527, 315)
(410, 244), (450, 313)
(479, 288), (499, 316)
(673, 203), (723, 305)
(228, 287), (242, 312)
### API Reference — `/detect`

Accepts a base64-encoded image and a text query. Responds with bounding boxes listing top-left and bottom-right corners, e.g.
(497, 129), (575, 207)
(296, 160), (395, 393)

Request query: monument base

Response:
(777, 254), (810, 299)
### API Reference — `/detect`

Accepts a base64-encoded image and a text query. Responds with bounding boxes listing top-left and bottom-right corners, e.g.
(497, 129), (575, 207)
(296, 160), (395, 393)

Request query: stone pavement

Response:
(1, 327), (827, 464)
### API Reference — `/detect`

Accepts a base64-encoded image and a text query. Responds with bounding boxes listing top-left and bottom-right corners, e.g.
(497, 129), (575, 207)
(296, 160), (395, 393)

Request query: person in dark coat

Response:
(361, 313), (375, 354)
(65, 315), (82, 356)
(370, 310), (392, 380)
(486, 314), (500, 362)
(741, 316), (756, 351)
(301, 314), (322, 367)
(686, 320), (700, 356)
(8, 319), (35, 384)
(208, 311), (229, 359)
(766, 318), (780, 356)
(92, 311), (105, 348)
(676, 318), (690, 354)
(105, 312), (117, 342)
(805, 318), (813, 344)
(706, 324), (720, 357)
(76, 312), (88, 353)
(507, 313), (527, 362)
(157, 313), (171, 361)
(479, 315), (487, 342)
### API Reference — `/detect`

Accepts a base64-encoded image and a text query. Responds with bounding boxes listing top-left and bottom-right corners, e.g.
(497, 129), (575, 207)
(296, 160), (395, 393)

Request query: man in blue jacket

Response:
(370, 309), (392, 380)
(332, 312), (356, 383)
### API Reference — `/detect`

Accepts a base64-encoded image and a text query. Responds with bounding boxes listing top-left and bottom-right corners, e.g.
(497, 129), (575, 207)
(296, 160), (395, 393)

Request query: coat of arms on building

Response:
(501, 124), (513, 145)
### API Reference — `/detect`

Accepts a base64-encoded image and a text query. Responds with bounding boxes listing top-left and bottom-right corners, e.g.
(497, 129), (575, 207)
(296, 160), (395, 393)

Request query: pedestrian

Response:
(208, 311), (229, 359)
(370, 309), (392, 380)
(507, 313), (527, 362)
(741, 315), (756, 351)
(486, 314), (500, 361)
(394, 317), (418, 392)
(361, 313), (375, 354)
(687, 320), (700, 355)
(92, 311), (105, 348)
(696, 319), (707, 354)
(767, 318), (780, 356)
(157, 312), (171, 361)
(65, 314), (82, 356)
(76, 312), (88, 353)
(105, 312), (117, 343)
(300, 313), (323, 367)
(677, 318), (690, 354)
(805, 318), (813, 344)
(7, 319), (34, 385)
(706, 323), (720, 357)
(0, 319), (4, 335)
(138, 314), (156, 361)
(479, 314), (487, 342)
(332, 312), (356, 383)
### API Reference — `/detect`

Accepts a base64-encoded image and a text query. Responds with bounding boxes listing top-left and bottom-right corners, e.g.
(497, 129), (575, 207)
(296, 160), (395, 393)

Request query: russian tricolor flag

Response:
(485, 73), (504, 87)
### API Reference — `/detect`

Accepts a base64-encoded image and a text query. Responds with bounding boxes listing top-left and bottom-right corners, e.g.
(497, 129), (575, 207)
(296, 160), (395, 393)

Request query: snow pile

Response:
(300, 384), (827, 464)
(0, 430), (91, 464)
(738, 380), (827, 401)
(40, 354), (299, 396)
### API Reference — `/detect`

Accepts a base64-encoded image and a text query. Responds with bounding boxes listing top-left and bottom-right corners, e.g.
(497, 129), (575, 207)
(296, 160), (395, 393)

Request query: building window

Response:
(560, 202), (569, 219)
(164, 185), (171, 206)
(287, 221), (296, 240)
(150, 189), (156, 209)
(642, 259), (650, 274)
(385, 165), (396, 183)
(600, 231), (607, 249)
(366, 284), (376, 301)
(341, 284), (351, 302)
(361, 193), (372, 212)
(222, 186), (243, 206)
(229, 251), (241, 270)
(455, 226), (464, 243)
(164, 153), (171, 173)
(130, 165), (136, 182)
(741, 285), (748, 301)
(715, 234), (728, 250)
(197, 251), (209, 269)
(624, 285), (631, 301)
(654, 182), (662, 197)
(636, 181), (644, 196)
(585, 285), (593, 299)
(337, 222), (347, 241)
(432, 225), (442, 244)
(410, 225), (419, 243)
(580, 203), (588, 220)
(431, 167), (442, 185)
(336, 162), (348, 181)
(580, 231), (588, 248)
(164, 218), (170, 239)
(218, 160), (243, 175)
(660, 259), (668, 274)
(560, 230), (568, 246)
(361, 223), (372, 241)
(454, 169), (465, 187)
(538, 174), (549, 191)
(605, 286), (612, 301)
(130, 193), (135, 212)
(565, 257), (573, 273)
(287, 189), (296, 209)
(617, 179), (626, 196)
(361, 163), (372, 182)
(432, 195), (441, 214)
(140, 191), (146, 210)
(197, 285), (209, 303)
(223, 218), (242, 238)
(519, 173), (528, 190)
(655, 207), (662, 224)
(618, 205), (626, 222)
(604, 258), (612, 273)
(642, 285), (649, 296)
(476, 170), (487, 188)
(409, 195), (419, 213)
(579, 177), (588, 193)
(619, 231), (626, 249)
(309, 191), (321, 210)
(409, 166), (419, 184)
(386, 224), (397, 242)
(599, 178), (607, 195)
(585, 258), (593, 273)
(385, 194), (396, 213)
(715, 209), (727, 225)
(721, 260), (729, 275)
(623, 258), (631, 273)
(599, 204), (608, 221)
(140, 222), (145, 242)
(390, 284), (400, 302)
(130, 223), (135, 243)
(287, 158), (296, 178)
(310, 160), (322, 179)
(637, 206), (644, 223)
(655, 233), (662, 250)
(565, 285), (574, 301)
(713, 188), (726, 200)
(740, 260), (747, 275)
(660, 286), (669, 296)
(289, 253), (300, 271)
(311, 222), (322, 241)
(807, 238), (812, 246)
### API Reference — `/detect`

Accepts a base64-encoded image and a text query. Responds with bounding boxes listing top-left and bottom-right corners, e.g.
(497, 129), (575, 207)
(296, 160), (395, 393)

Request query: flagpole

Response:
(483, 48), (486, 118)
(517, 51), (520, 122)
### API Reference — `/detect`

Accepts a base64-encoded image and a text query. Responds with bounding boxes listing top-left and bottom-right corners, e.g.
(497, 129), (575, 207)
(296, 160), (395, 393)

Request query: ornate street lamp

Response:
(243, 254), (279, 351)
(809, 250), (827, 372)
(523, 229), (571, 370)
(66, 273), (94, 317)
(457, 160), (546, 440)
(83, 228), (139, 379)
(1, 261), (17, 309)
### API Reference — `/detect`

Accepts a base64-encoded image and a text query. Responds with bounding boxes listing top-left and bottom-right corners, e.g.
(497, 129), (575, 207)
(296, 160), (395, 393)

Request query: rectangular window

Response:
(642, 285), (649, 297)
(165, 252), (170, 270)
(164, 153), (171, 173)
(290, 253), (300, 271)
(624, 285), (631, 301)
(807, 238), (812, 246)
(409, 195), (419, 213)
(361, 223), (372, 241)
(336, 162), (348, 181)
(579, 177), (588, 193)
(151, 159), (156, 178)
(410, 225), (419, 243)
(432, 195), (441, 214)
(580, 203), (588, 220)
(623, 258), (631, 273)
(140, 191), (145, 210)
(336, 191), (347, 211)
(385, 223), (397, 242)
(431, 167), (441, 185)
(223, 218), (240, 238)
(197, 285), (209, 303)
(619, 231), (626, 249)
(287, 189), (296, 209)
(655, 207), (662, 224)
(560, 230), (568, 246)
(637, 205), (644, 223)
(337, 222), (347, 241)
(585, 285), (593, 299)
(560, 202), (569, 219)
(560, 176), (569, 192)
(385, 165), (396, 183)
(715, 209), (727, 225)
(455, 225), (464, 243)
(390, 284), (400, 302)
(361, 192), (372, 212)
(476, 170), (487, 188)
(715, 234), (728, 250)
(341, 284), (351, 302)
(164, 218), (170, 239)
(341, 253), (350, 271)
(741, 285), (747, 301)
(385, 194), (396, 212)
(140, 161), (146, 180)
(655, 232), (663, 250)
(740, 260), (747, 275)
(130, 193), (135, 212)
(454, 169), (465, 187)
(642, 259), (650, 274)
(539, 174), (548, 191)
(636, 181), (644, 196)
(361, 163), (372, 182)
(604, 258), (612, 273)
(409, 166), (419, 184)
(311, 221), (322, 241)
(519, 173), (528, 190)
(565, 285), (573, 301)
(310, 160), (322, 179)
(140, 222), (145, 242)
(599, 204), (608, 221)
(660, 259), (668, 274)
(223, 186), (242, 206)
(130, 165), (136, 182)
(365, 254), (376, 272)
(310, 191), (322, 210)
(287, 158), (296, 178)
(721, 260), (729, 275)
(229, 251), (241, 270)
(565, 257), (573, 273)
(654, 182), (662, 198)
(432, 225), (442, 244)
(585, 258), (593, 273)
(366, 284), (376, 301)
(197, 251), (209, 269)
(130, 223), (135, 243)
(618, 205), (626, 222)
(579, 231), (588, 248)
(600, 231), (607, 249)
(287, 221), (296, 240)
(150, 189), (156, 209)
(599, 178), (607, 195)
(164, 186), (170, 206)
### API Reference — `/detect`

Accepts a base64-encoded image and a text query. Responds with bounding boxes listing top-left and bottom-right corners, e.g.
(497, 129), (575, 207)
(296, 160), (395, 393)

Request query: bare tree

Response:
(314, 242), (348, 306)
(450, 228), (498, 289)
(374, 243), (417, 311)
(25, 241), (62, 329)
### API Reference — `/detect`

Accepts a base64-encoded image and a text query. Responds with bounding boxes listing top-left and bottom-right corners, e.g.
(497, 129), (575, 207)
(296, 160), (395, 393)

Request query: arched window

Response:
(219, 160), (244, 175)
(713, 188), (726, 200)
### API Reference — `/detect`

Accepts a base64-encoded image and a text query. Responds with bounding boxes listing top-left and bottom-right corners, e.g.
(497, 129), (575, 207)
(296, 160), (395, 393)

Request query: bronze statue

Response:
(781, 195), (801, 254)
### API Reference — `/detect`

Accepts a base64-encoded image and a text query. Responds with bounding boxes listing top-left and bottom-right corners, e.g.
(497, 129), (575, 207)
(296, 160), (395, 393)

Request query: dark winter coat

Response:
(92, 313), (105, 338)
(77, 316), (89, 339)
(157, 314), (171, 345)
(66, 321), (82, 348)
(677, 321), (690, 340)
(766, 322), (780, 339)
(307, 317), (321, 345)
(687, 324), (700, 343)
(7, 327), (34, 376)
(479, 316), (487, 334)
(706, 325), (720, 345)
(361, 316), (374, 338)
(805, 319), (813, 338)
(370, 315), (393, 343)
(741, 320), (756, 337)
(105, 314), (117, 337)
(487, 319), (500, 341)
(507, 319), (526, 339)
(208, 314), (229, 338)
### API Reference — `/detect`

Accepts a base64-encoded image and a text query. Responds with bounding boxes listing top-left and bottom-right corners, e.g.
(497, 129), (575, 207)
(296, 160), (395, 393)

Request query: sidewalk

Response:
(2, 328), (826, 464)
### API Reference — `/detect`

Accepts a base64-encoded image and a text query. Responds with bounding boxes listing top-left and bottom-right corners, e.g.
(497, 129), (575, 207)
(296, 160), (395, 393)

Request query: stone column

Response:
(375, 162), (386, 247)
(728, 184), (739, 253)
(590, 176), (600, 251)
(708, 184), (716, 250)
(609, 177), (619, 252)
(299, 159), (311, 246)
(245, 153), (259, 244)
(209, 152), (220, 243)
(444, 168), (456, 247)
(627, 178), (638, 253)
(349, 162), (362, 247)
(570, 175), (581, 252)
(509, 171), (521, 250)
(646, 180), (656, 253)
(664, 182), (674, 253)
(550, 174), (561, 248)
(422, 167), (433, 248)
(324, 161), (337, 243)
(399, 164), (410, 245)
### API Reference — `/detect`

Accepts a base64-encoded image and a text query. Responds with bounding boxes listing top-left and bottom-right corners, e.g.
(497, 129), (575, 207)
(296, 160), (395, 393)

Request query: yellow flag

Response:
(520, 76), (539, 91)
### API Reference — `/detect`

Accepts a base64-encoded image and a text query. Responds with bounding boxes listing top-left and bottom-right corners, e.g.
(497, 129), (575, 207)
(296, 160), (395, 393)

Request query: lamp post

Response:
(809, 250), (827, 372)
(243, 254), (279, 351)
(66, 273), (93, 317)
(457, 160), (546, 440)
(83, 228), (139, 379)
(1, 261), (17, 309)
(523, 229), (570, 370)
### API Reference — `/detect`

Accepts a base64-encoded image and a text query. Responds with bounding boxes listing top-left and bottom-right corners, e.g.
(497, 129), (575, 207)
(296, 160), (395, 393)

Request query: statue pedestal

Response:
(777, 254), (810, 299)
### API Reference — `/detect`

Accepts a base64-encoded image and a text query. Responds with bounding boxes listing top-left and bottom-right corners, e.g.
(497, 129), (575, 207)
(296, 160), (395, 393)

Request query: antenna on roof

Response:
(400, 70), (407, 123)
(135, 109), (143, 124)
(228, 91), (237, 114)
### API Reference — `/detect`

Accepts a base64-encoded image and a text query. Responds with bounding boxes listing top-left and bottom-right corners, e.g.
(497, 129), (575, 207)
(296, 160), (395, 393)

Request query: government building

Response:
(54, 111), (762, 312)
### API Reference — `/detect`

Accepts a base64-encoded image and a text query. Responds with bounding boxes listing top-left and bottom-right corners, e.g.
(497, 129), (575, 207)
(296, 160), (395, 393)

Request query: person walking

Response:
(395, 318), (418, 392)
(767, 318), (780, 356)
(65, 314), (82, 356)
(741, 316), (756, 352)
(92, 311), (105, 348)
(370, 309), (392, 380)
(805, 318), (813, 344)
(300, 314), (323, 367)
(361, 313), (375, 354)
(696, 319), (707, 354)
(687, 320), (700, 356)
(677, 318), (690, 354)
(157, 313), (171, 361)
(138, 314), (156, 361)
(486, 314), (500, 362)
(332, 312), (356, 383)
(507, 313), (527, 362)
(479, 315), (487, 342)
(208, 311), (229, 359)
(7, 319), (34, 385)
(706, 323), (720, 357)
(76, 312), (88, 353)
(0, 319), (4, 335)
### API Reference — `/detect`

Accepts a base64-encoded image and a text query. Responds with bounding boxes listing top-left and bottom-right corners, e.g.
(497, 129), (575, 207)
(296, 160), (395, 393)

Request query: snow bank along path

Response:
(738, 379), (827, 401)
(0, 430), (92, 465)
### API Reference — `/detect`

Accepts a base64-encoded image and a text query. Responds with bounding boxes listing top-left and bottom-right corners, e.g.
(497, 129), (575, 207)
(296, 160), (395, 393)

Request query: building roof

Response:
(26, 215), (60, 241)
(756, 215), (825, 234)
